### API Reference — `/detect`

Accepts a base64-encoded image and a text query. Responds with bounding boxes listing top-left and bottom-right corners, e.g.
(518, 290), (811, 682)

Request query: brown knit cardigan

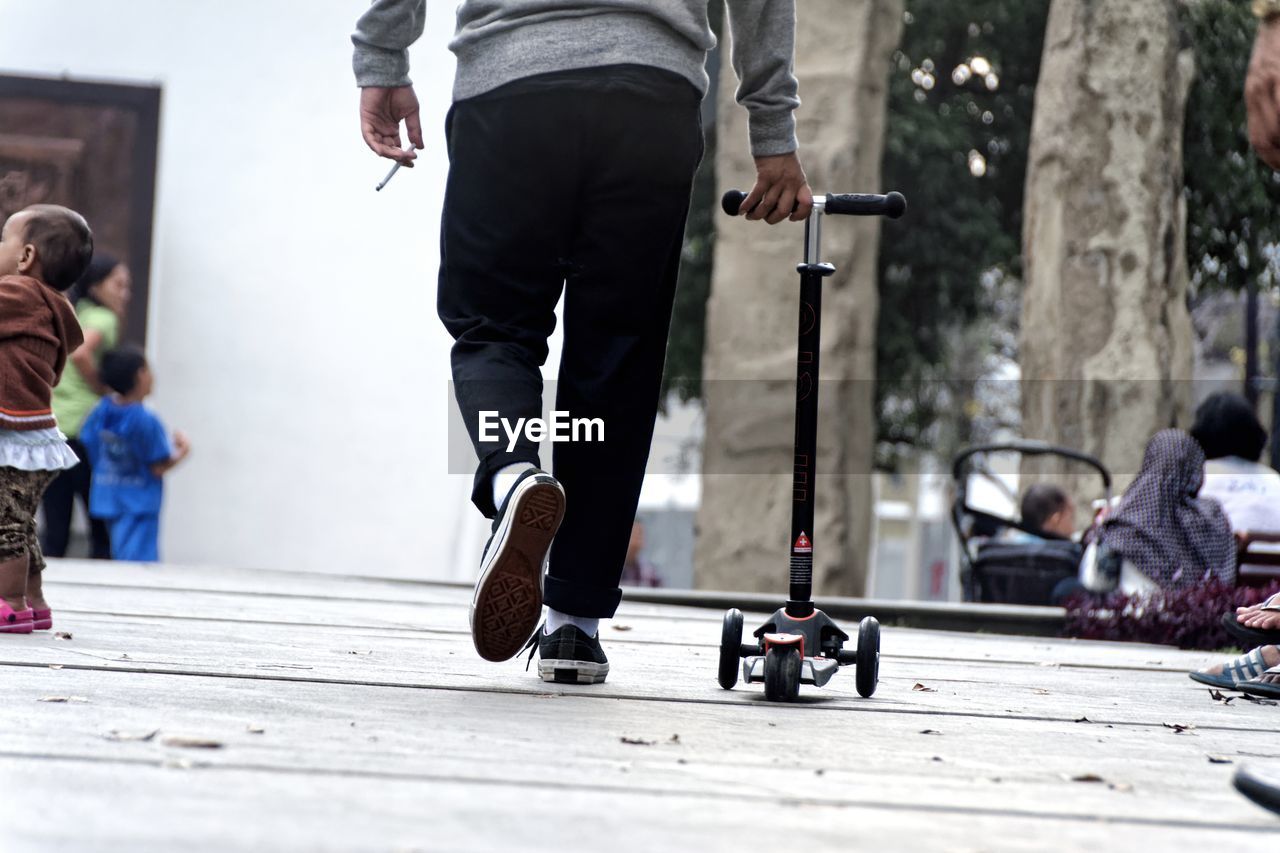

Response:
(0, 274), (85, 431)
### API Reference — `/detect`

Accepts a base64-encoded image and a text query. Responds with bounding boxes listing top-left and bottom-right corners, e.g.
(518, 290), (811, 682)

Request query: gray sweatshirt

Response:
(352, 0), (799, 156)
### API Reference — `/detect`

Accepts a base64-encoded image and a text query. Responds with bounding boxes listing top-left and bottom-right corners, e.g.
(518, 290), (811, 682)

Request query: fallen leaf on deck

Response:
(1208, 689), (1233, 704)
(105, 729), (159, 742)
(246, 725), (265, 734)
(39, 696), (87, 703)
(1074, 716), (1091, 723)
(347, 650), (372, 655)
(1207, 755), (1233, 764)
(912, 683), (936, 692)
(931, 756), (944, 762)
(620, 737), (655, 746)
(47, 664), (63, 670)
(668, 734), (680, 744)
(611, 625), (633, 632)
(814, 768), (825, 776)
(1241, 694), (1279, 706)
(1069, 773), (1104, 783)
(161, 736), (223, 749)
(54, 632), (72, 640)
(1162, 722), (1195, 734)
(919, 729), (942, 735)
(1033, 689), (1051, 695)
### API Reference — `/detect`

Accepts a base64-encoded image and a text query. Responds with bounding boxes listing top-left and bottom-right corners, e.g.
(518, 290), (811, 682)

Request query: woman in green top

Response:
(41, 254), (131, 559)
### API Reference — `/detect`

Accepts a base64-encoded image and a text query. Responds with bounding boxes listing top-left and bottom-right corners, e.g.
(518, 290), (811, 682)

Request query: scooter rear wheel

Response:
(718, 608), (744, 689)
(855, 616), (880, 698)
(763, 645), (802, 702)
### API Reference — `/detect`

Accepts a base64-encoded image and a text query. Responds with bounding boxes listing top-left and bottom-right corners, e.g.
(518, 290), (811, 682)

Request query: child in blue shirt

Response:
(80, 347), (190, 562)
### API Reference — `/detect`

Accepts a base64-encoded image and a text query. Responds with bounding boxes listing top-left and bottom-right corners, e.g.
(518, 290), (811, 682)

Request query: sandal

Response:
(0, 601), (33, 634)
(1221, 612), (1280, 648)
(1190, 647), (1273, 689)
(32, 608), (51, 631)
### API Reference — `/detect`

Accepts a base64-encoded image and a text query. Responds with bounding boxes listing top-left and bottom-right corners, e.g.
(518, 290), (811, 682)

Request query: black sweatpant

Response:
(39, 438), (111, 559)
(438, 72), (703, 619)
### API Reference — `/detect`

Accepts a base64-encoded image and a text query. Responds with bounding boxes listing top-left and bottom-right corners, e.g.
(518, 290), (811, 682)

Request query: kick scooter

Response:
(716, 187), (906, 702)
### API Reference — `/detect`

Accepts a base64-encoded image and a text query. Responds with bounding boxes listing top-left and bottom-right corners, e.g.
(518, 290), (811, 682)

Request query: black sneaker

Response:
(470, 469), (566, 662)
(526, 624), (610, 684)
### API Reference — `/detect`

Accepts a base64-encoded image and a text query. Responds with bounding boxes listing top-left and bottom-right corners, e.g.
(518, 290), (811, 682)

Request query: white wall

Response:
(0, 0), (507, 578)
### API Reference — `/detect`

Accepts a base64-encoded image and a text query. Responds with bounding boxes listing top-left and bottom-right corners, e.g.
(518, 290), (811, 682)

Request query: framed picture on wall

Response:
(0, 74), (160, 343)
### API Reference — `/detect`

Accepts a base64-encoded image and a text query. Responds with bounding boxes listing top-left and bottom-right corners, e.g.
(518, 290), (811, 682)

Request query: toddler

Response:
(0, 204), (93, 633)
(80, 347), (190, 562)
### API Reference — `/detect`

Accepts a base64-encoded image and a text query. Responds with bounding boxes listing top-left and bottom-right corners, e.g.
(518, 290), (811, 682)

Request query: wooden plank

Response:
(37, 576), (1237, 674)
(0, 663), (1273, 822)
(0, 610), (1271, 731)
(2, 755), (1270, 853)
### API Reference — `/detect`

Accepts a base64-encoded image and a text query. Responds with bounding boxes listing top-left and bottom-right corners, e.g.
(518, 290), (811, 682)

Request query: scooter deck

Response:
(743, 655), (839, 688)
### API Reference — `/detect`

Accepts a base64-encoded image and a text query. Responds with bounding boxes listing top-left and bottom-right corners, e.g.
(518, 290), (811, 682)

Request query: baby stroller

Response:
(951, 441), (1113, 606)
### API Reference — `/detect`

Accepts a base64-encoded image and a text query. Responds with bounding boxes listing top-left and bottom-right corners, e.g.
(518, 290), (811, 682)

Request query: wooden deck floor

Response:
(1, 560), (1277, 851)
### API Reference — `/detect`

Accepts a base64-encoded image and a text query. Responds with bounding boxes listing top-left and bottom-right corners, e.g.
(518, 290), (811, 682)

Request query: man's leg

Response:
(437, 94), (586, 661)
(437, 96), (578, 517)
(543, 90), (703, 623)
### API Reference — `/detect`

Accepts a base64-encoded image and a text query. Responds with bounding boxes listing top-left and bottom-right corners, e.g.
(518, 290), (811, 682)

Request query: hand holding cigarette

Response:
(360, 85), (423, 191)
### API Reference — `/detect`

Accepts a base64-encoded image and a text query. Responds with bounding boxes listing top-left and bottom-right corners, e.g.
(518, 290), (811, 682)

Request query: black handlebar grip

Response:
(825, 191), (907, 219)
(721, 190), (749, 216)
(721, 189), (906, 218)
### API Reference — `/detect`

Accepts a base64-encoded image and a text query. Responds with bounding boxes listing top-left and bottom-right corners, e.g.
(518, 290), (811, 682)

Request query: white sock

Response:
(546, 608), (599, 637)
(492, 462), (536, 512)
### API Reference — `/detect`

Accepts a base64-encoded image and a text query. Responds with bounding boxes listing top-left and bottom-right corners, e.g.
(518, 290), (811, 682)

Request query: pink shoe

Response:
(32, 609), (51, 631)
(0, 602), (33, 634)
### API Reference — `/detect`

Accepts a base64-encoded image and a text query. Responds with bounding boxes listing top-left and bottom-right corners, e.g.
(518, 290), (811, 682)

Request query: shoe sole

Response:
(470, 478), (565, 662)
(538, 659), (610, 685)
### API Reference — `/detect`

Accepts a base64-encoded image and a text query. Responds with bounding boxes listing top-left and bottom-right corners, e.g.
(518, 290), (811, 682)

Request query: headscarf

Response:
(1101, 429), (1237, 589)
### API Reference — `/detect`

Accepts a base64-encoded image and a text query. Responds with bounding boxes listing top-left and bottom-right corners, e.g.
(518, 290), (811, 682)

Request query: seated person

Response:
(1190, 391), (1280, 562)
(1096, 430), (1236, 591)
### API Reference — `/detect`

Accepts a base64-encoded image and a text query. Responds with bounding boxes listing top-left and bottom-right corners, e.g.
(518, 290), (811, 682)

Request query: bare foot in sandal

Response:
(1241, 609), (1280, 631)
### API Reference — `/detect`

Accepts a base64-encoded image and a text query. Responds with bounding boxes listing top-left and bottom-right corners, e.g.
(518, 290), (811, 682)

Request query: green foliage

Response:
(876, 0), (1049, 466)
(1183, 0), (1280, 294)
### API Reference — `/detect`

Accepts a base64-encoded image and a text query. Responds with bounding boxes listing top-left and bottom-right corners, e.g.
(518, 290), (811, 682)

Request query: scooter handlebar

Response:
(827, 191), (907, 219)
(720, 189), (906, 219)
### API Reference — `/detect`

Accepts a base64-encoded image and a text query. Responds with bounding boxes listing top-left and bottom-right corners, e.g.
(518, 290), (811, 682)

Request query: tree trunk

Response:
(694, 0), (903, 597)
(1020, 0), (1196, 487)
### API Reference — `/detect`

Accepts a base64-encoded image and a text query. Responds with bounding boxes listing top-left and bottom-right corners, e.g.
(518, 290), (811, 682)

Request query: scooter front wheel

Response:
(763, 645), (801, 702)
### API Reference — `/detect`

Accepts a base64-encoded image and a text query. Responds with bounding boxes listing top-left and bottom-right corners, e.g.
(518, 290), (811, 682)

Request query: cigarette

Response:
(375, 148), (415, 192)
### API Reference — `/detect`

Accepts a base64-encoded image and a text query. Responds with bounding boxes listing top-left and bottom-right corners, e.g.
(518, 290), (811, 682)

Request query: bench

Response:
(1238, 531), (1280, 587)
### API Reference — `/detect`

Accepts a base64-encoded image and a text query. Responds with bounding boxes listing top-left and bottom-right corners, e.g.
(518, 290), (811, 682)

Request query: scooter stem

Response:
(788, 205), (836, 617)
